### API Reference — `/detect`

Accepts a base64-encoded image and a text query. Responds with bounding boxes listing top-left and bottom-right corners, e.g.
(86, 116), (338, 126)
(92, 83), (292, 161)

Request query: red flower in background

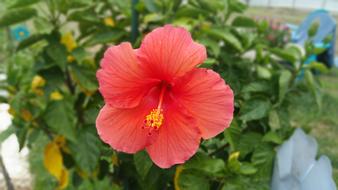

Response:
(96, 25), (234, 168)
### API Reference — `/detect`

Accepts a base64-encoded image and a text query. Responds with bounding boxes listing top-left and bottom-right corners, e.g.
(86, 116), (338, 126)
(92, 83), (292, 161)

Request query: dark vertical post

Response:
(131, 0), (139, 44)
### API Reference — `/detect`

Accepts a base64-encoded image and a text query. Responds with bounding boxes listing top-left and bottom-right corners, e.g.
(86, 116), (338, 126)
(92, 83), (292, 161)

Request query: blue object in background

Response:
(271, 128), (337, 190)
(11, 25), (30, 42)
(290, 9), (336, 67)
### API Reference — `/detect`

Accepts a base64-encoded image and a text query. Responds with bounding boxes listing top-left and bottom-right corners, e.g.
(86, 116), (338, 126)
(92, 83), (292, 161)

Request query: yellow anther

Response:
(144, 108), (164, 129)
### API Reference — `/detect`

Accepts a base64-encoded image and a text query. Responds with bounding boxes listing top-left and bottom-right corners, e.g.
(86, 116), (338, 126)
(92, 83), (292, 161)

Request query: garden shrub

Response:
(0, 0), (326, 189)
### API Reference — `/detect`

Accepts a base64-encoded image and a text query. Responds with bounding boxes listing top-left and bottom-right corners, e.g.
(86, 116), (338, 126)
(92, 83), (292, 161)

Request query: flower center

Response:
(143, 83), (166, 133)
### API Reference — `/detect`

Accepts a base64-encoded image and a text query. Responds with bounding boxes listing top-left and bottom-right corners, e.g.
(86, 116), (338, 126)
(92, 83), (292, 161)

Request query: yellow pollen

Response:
(144, 108), (164, 129)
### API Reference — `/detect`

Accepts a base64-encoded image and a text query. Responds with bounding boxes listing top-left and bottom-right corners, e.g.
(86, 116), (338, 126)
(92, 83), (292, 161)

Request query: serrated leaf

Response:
(44, 98), (76, 141)
(240, 99), (271, 121)
(224, 120), (242, 151)
(69, 127), (100, 173)
(176, 169), (210, 190)
(46, 43), (68, 71)
(238, 132), (262, 158)
(184, 153), (225, 176)
(70, 63), (97, 92)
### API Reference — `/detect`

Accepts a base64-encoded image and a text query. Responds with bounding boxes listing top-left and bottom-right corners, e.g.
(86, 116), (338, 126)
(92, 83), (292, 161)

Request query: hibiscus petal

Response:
(97, 42), (159, 108)
(146, 103), (201, 168)
(137, 25), (206, 81)
(96, 95), (159, 153)
(172, 68), (234, 139)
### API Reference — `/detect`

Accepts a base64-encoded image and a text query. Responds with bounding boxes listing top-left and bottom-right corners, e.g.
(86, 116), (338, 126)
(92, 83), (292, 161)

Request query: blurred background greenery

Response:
(0, 0), (337, 189)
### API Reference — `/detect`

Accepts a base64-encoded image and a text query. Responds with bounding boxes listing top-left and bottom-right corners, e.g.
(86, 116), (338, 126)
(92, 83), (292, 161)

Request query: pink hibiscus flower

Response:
(96, 25), (234, 168)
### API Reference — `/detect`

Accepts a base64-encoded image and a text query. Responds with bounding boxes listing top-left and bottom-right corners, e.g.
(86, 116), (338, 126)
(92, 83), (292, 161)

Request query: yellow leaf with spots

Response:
(44, 142), (63, 180)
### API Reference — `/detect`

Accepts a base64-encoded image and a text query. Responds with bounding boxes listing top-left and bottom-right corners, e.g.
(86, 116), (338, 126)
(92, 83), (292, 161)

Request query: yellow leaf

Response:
(67, 55), (75, 63)
(174, 165), (184, 190)
(61, 32), (77, 52)
(44, 142), (63, 180)
(31, 75), (46, 90)
(58, 169), (69, 190)
(103, 17), (115, 27)
(8, 107), (16, 116)
(228, 151), (240, 161)
(111, 154), (119, 166)
(50, 91), (64, 101)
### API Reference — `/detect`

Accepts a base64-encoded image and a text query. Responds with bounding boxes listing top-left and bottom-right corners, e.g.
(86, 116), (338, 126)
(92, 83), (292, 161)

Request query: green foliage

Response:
(0, 0), (327, 189)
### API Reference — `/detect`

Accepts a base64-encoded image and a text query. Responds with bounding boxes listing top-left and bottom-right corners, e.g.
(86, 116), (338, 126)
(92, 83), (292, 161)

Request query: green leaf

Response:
(262, 131), (282, 144)
(204, 28), (243, 52)
(270, 47), (300, 63)
(184, 153), (225, 177)
(229, 0), (247, 13)
(224, 120), (242, 151)
(199, 38), (220, 57)
(241, 81), (270, 94)
(278, 70), (292, 104)
(69, 127), (100, 173)
(306, 61), (329, 73)
(0, 126), (15, 144)
(238, 132), (262, 158)
(43, 98), (76, 141)
(83, 29), (125, 46)
(134, 151), (153, 180)
(240, 162), (258, 175)
(268, 109), (281, 130)
(16, 34), (46, 51)
(256, 66), (272, 80)
(46, 43), (68, 71)
(143, 0), (159, 12)
(251, 143), (275, 180)
(177, 169), (210, 190)
(70, 62), (97, 92)
(240, 99), (271, 121)
(308, 22), (319, 37)
(232, 16), (256, 28)
(228, 151), (241, 173)
(8, 0), (41, 9)
(0, 7), (36, 27)
(33, 17), (54, 34)
(304, 70), (322, 109)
